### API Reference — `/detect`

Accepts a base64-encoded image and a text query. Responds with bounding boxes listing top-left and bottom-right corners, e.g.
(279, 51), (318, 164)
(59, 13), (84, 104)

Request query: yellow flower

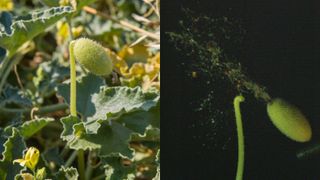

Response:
(0, 0), (13, 11)
(56, 21), (69, 45)
(118, 44), (149, 66)
(13, 147), (40, 171)
(72, 26), (84, 38)
(56, 21), (84, 45)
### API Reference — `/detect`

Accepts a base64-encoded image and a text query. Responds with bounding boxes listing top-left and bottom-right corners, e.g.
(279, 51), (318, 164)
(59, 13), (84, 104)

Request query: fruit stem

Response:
(297, 142), (320, 159)
(69, 41), (85, 180)
(233, 95), (245, 180)
(69, 41), (77, 117)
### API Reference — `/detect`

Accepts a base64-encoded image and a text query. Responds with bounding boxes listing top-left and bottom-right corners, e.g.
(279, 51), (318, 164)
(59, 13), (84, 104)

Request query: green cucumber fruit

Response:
(267, 98), (312, 142)
(73, 38), (113, 76)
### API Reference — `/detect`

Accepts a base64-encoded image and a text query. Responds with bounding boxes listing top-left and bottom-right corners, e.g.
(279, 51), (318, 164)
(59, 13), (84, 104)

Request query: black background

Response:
(162, 0), (320, 179)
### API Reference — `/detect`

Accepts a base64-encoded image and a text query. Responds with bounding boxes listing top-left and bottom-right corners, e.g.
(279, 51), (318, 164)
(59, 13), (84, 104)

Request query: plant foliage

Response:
(0, 0), (160, 179)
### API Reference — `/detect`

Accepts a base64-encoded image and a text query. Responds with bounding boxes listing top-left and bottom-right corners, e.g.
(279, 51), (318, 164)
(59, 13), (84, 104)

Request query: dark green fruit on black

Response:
(73, 38), (113, 76)
(267, 98), (312, 142)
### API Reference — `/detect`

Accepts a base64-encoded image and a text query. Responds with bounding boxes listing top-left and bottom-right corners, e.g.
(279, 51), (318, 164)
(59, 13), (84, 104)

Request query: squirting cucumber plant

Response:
(67, 37), (114, 179)
(0, 0), (160, 180)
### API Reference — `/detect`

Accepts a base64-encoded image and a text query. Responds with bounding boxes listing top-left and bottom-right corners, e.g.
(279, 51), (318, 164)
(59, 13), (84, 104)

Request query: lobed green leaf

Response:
(55, 166), (79, 180)
(57, 74), (159, 134)
(19, 118), (54, 139)
(0, 6), (74, 54)
(57, 73), (105, 120)
(0, 85), (32, 107)
(61, 116), (133, 158)
(0, 128), (26, 180)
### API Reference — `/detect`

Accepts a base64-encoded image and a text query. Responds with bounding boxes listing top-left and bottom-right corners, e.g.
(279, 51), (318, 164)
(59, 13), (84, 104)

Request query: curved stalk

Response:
(233, 95), (245, 180)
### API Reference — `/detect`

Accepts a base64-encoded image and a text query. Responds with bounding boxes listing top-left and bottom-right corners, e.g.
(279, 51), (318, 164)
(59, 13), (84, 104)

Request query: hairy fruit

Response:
(73, 38), (113, 76)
